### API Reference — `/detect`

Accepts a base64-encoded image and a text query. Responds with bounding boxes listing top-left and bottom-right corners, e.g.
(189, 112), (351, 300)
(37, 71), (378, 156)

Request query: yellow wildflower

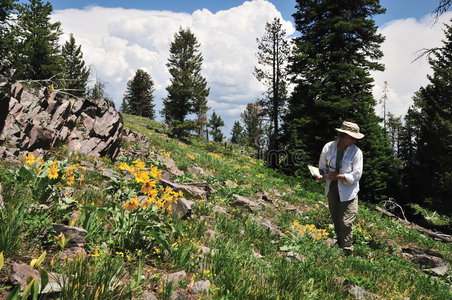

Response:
(66, 175), (75, 186)
(135, 169), (150, 183)
(133, 158), (146, 170)
(119, 162), (129, 171)
(187, 153), (195, 160)
(141, 197), (155, 209)
(150, 165), (162, 180)
(24, 152), (35, 167)
(141, 180), (157, 195)
(48, 160), (59, 180)
(124, 196), (140, 211)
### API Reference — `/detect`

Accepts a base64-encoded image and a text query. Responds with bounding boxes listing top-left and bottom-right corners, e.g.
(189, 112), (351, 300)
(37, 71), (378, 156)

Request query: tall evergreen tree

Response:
(124, 69), (155, 119)
(11, 0), (62, 80)
(254, 17), (290, 167)
(230, 120), (245, 144)
(207, 111), (225, 143)
(241, 101), (265, 148)
(0, 0), (17, 59)
(162, 27), (210, 138)
(285, 0), (395, 201)
(386, 112), (403, 156)
(400, 20), (452, 214)
(61, 34), (89, 97)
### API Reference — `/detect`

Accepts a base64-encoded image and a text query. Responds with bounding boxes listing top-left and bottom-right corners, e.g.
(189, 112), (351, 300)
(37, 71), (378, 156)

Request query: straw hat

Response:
(335, 121), (364, 139)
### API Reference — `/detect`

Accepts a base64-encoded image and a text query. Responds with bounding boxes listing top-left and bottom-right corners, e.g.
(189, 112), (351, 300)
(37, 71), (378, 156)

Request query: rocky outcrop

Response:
(0, 60), (123, 160)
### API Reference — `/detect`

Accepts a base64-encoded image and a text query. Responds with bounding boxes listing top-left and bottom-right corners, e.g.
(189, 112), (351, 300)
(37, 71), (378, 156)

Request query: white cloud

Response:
(52, 0), (294, 135)
(372, 11), (452, 120)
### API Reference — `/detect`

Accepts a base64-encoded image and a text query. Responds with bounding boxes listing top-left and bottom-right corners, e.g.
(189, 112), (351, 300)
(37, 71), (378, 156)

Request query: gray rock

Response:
(52, 224), (88, 247)
(192, 280), (211, 293)
(402, 247), (449, 276)
(171, 198), (194, 219)
(141, 290), (158, 300)
(230, 194), (261, 212)
(160, 271), (188, 289)
(212, 205), (230, 217)
(8, 262), (64, 294)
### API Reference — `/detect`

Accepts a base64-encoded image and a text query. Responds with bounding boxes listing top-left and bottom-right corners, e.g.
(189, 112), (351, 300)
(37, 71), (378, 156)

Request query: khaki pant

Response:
(327, 183), (358, 251)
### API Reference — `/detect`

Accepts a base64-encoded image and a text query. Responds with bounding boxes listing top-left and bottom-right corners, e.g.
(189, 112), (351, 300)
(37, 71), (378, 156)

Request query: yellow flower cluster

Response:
(48, 160), (60, 180)
(186, 153), (195, 160)
(120, 159), (181, 213)
(292, 220), (329, 241)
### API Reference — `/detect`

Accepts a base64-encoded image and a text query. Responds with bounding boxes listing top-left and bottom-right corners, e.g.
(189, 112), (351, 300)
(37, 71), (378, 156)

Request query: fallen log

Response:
(375, 205), (452, 243)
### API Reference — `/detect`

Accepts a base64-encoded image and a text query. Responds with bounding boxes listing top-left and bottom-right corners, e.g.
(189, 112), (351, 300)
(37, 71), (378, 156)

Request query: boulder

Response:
(0, 60), (123, 160)
(230, 194), (262, 212)
(52, 224), (88, 248)
(171, 198), (194, 219)
(8, 262), (64, 294)
(402, 247), (449, 276)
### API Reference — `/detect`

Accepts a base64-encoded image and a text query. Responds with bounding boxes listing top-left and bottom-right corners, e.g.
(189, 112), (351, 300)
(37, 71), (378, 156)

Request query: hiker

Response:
(316, 121), (364, 255)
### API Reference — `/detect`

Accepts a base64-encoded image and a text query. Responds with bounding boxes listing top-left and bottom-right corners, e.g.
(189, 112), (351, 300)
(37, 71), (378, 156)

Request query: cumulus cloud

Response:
(372, 11), (452, 120)
(51, 0), (294, 135)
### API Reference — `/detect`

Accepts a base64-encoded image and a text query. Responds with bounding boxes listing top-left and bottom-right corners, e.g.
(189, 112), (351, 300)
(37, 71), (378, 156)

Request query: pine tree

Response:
(120, 98), (130, 114)
(11, 0), (63, 80)
(254, 17), (290, 167)
(124, 69), (155, 119)
(231, 120), (245, 144)
(0, 0), (17, 59)
(386, 112), (403, 156)
(162, 27), (210, 138)
(400, 20), (452, 213)
(207, 111), (224, 143)
(285, 0), (396, 201)
(241, 101), (265, 148)
(61, 34), (90, 97)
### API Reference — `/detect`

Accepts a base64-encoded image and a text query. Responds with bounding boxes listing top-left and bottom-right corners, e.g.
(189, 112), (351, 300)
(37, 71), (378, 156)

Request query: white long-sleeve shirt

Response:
(318, 140), (363, 202)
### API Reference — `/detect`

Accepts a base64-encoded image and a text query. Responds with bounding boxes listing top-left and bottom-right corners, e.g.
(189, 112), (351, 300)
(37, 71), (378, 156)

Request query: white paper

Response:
(308, 165), (321, 177)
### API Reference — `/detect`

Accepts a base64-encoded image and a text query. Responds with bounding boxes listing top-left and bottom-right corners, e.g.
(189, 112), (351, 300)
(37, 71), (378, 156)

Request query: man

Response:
(317, 121), (364, 255)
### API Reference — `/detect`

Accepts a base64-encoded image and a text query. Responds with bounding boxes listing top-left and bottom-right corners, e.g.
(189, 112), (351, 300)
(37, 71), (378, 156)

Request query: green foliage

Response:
(284, 0), (396, 201)
(240, 101), (265, 148)
(230, 120), (245, 144)
(58, 254), (137, 300)
(0, 201), (24, 256)
(399, 20), (452, 215)
(0, 0), (17, 58)
(124, 69), (156, 119)
(61, 33), (90, 97)
(162, 27), (209, 138)
(207, 111), (224, 143)
(255, 17), (290, 164)
(10, 0), (63, 80)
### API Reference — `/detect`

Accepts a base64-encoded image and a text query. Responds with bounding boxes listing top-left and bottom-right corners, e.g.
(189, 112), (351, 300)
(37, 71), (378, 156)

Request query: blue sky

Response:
(46, 0), (441, 26)
(33, 0), (452, 136)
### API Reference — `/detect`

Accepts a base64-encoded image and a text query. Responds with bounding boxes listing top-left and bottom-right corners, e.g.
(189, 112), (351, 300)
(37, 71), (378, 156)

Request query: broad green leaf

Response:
(39, 268), (49, 293)
(21, 278), (35, 300)
(5, 285), (20, 300)
(32, 279), (39, 300)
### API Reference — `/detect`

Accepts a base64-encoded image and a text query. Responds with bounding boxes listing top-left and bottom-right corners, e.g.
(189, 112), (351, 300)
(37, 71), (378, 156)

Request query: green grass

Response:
(0, 113), (450, 299)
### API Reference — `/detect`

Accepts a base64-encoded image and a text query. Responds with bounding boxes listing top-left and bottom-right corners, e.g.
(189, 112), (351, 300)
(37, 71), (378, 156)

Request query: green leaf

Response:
(5, 285), (20, 300)
(39, 268), (49, 293)
(35, 251), (46, 268)
(32, 279), (39, 300)
(21, 278), (35, 300)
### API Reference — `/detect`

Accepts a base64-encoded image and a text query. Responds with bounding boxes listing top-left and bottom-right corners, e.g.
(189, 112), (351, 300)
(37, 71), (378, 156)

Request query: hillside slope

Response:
(0, 114), (451, 299)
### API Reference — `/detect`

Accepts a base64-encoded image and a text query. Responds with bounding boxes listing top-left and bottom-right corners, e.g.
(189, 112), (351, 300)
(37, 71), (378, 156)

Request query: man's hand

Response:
(326, 173), (345, 181)
(316, 175), (324, 182)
